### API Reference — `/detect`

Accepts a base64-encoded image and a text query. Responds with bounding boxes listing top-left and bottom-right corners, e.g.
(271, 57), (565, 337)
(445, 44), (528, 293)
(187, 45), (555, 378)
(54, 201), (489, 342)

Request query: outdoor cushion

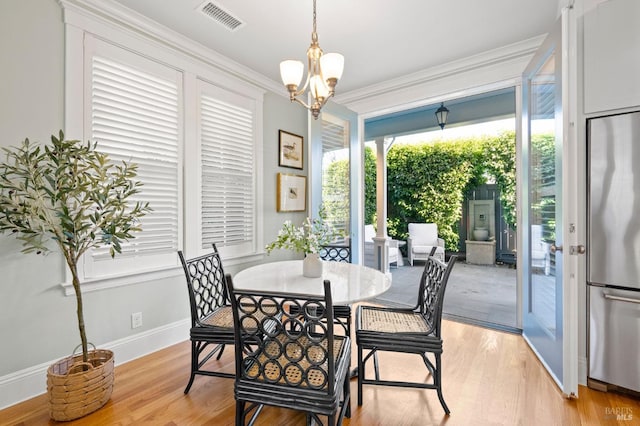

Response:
(413, 246), (444, 254)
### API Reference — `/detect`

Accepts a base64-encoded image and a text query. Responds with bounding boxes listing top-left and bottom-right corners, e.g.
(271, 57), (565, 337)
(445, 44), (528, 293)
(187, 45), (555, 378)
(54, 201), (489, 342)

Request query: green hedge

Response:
(385, 138), (485, 249)
(369, 131), (517, 251)
(322, 131), (524, 252)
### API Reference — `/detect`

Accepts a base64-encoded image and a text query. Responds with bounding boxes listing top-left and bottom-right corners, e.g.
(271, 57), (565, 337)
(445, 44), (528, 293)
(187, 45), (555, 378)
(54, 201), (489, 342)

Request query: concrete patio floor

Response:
(373, 258), (519, 331)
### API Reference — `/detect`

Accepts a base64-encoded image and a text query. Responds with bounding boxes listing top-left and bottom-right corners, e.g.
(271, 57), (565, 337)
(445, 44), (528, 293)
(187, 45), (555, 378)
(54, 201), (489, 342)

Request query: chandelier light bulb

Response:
(310, 74), (330, 100)
(280, 60), (304, 87)
(320, 53), (344, 81)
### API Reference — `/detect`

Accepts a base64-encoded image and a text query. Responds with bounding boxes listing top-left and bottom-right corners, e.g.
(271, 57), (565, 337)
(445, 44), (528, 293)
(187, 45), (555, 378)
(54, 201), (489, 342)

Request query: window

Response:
(198, 80), (257, 257)
(321, 114), (350, 239)
(81, 36), (181, 281)
(62, 10), (264, 291)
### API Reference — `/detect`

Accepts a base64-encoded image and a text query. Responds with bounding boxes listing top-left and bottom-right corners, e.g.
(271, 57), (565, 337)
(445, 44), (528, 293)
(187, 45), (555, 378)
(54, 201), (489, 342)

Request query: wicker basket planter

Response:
(46, 349), (114, 422)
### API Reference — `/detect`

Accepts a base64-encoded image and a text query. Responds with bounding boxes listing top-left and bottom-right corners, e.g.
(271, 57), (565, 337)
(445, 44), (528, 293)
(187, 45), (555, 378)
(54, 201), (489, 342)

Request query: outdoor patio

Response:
(374, 258), (518, 331)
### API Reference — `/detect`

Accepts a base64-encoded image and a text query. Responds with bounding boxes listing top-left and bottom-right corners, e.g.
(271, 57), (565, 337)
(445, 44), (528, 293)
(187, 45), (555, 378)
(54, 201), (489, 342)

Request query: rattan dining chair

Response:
(355, 248), (457, 414)
(178, 244), (235, 394)
(226, 274), (351, 426)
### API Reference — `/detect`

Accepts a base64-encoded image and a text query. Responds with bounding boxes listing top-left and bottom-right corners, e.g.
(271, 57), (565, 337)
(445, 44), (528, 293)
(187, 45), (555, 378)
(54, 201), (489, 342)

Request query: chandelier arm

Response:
(292, 53), (315, 96)
(291, 96), (312, 110)
(317, 92), (333, 110)
(290, 77), (311, 99)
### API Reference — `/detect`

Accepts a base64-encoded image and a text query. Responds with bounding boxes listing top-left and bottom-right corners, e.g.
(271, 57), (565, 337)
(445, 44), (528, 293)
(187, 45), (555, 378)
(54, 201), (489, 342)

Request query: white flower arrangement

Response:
(266, 211), (342, 255)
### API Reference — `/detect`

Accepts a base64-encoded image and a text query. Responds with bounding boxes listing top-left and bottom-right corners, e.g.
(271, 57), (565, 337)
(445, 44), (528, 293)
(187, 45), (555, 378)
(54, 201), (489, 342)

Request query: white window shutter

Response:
(199, 88), (255, 252)
(84, 52), (180, 278)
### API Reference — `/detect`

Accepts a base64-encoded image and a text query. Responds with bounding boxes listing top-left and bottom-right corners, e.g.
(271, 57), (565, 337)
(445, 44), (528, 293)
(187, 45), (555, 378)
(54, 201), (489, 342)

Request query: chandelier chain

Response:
(313, 0), (317, 34)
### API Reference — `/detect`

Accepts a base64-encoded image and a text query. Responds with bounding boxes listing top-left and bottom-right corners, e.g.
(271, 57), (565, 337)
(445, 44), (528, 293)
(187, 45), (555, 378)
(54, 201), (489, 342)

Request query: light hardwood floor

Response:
(2, 317), (638, 425)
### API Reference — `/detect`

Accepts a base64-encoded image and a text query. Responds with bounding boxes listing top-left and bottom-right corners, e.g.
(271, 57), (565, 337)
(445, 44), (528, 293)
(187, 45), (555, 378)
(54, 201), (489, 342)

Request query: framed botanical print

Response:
(278, 130), (304, 169)
(277, 173), (306, 212)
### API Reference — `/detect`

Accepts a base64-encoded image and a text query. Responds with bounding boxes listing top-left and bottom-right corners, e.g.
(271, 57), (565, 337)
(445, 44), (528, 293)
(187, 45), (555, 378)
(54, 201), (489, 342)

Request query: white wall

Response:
(0, 0), (308, 409)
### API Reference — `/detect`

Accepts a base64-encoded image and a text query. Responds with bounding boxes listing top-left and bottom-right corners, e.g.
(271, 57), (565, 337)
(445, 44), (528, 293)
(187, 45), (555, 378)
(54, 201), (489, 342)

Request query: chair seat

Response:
(199, 306), (235, 328)
(359, 307), (430, 333)
(194, 304), (276, 336)
(356, 307), (443, 353)
(288, 303), (352, 336)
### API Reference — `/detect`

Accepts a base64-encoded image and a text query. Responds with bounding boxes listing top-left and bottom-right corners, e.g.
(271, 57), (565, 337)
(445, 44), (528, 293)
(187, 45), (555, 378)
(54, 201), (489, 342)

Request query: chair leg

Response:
(435, 353), (450, 415)
(236, 401), (245, 426)
(357, 344), (364, 406)
(184, 340), (198, 394)
(216, 344), (225, 360)
(344, 363), (351, 418)
(183, 373), (196, 394)
(373, 351), (380, 381)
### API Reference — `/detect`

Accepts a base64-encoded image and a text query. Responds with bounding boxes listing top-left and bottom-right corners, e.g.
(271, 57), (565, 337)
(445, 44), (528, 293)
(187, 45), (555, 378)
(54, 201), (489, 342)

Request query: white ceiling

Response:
(111, 0), (560, 97)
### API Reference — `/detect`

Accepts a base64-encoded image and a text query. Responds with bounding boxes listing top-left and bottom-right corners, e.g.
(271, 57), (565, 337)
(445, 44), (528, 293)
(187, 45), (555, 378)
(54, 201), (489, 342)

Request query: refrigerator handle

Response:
(603, 294), (640, 304)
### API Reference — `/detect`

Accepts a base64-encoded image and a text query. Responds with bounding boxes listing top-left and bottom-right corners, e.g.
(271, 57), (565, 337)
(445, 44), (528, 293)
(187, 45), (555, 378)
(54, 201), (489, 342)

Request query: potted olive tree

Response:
(0, 131), (151, 421)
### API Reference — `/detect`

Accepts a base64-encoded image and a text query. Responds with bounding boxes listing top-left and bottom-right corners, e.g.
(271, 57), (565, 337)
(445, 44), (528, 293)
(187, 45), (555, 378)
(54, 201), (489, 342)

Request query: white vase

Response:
(303, 253), (323, 278)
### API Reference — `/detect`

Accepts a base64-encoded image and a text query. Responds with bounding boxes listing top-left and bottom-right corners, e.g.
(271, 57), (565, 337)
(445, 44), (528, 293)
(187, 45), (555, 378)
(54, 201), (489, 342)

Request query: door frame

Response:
(309, 101), (362, 262)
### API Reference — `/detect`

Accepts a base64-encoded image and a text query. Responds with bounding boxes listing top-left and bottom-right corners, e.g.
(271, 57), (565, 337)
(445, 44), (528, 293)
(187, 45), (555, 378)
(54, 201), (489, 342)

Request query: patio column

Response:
(373, 137), (390, 273)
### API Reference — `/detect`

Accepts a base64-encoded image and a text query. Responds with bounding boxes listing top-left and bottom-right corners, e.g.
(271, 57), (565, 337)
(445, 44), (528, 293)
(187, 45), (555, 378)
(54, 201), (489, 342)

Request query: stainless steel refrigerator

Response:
(587, 110), (640, 393)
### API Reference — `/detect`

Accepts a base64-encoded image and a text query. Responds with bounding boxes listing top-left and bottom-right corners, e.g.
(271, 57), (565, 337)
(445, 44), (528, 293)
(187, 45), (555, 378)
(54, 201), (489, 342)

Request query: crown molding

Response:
(336, 35), (546, 110)
(57, 0), (281, 96)
(55, 0), (547, 116)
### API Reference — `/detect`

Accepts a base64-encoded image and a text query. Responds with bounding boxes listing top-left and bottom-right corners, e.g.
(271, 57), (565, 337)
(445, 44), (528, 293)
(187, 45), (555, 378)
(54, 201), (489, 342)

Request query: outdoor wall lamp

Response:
(436, 102), (450, 130)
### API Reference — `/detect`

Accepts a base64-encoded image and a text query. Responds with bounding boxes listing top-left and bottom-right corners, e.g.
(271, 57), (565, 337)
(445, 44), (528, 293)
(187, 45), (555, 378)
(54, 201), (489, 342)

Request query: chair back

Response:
(226, 275), (339, 393)
(408, 223), (439, 246)
(319, 242), (352, 262)
(417, 254), (457, 337)
(178, 244), (228, 327)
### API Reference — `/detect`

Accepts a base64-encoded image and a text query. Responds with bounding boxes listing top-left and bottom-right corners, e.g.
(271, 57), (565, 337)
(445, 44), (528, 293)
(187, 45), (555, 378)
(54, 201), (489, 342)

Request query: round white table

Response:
(232, 260), (391, 304)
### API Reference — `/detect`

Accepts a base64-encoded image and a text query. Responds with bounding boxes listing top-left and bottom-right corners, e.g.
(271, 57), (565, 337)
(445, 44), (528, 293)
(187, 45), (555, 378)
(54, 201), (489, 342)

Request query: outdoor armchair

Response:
(407, 223), (445, 265)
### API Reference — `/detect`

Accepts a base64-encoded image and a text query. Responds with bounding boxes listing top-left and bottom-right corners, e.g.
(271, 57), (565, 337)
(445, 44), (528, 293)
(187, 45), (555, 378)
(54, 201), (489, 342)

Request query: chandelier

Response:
(279, 0), (344, 119)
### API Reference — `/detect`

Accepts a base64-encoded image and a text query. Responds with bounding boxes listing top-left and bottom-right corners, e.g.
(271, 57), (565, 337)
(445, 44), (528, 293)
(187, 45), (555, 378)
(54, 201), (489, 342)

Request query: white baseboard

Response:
(0, 318), (190, 410)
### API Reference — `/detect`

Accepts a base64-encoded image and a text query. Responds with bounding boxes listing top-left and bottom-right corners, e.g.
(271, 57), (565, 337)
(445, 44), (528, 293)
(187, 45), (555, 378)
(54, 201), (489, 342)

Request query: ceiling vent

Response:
(198, 1), (244, 31)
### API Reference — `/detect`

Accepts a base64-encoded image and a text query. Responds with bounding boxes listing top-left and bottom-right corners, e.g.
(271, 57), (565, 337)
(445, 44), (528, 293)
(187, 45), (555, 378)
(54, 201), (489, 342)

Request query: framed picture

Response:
(277, 173), (306, 212)
(278, 130), (304, 169)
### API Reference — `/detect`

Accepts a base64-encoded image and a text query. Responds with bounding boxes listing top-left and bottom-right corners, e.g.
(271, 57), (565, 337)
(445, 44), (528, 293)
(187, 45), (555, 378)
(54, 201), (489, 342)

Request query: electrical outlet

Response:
(131, 312), (143, 329)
